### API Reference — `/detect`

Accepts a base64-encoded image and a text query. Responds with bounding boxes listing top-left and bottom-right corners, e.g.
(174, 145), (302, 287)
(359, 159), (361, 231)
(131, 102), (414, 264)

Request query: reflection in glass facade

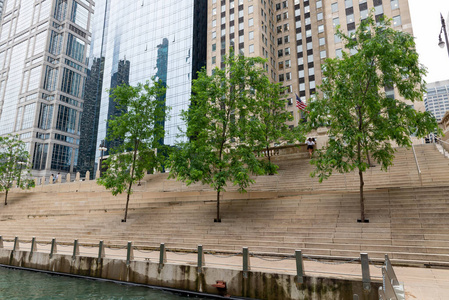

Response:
(78, 0), (207, 177)
(0, 0), (93, 177)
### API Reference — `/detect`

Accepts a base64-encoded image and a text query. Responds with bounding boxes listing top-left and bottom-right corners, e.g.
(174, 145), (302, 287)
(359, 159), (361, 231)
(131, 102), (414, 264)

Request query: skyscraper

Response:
(0, 0), (93, 177)
(425, 80), (449, 122)
(78, 0), (207, 177)
(207, 0), (414, 126)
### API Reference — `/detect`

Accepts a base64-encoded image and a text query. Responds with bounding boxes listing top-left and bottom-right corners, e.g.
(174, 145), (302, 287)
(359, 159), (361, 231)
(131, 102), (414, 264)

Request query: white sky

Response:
(408, 0), (449, 83)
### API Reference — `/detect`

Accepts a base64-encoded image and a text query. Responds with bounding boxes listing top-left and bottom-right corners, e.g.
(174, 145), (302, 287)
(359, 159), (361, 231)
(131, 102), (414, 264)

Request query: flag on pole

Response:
(295, 94), (308, 112)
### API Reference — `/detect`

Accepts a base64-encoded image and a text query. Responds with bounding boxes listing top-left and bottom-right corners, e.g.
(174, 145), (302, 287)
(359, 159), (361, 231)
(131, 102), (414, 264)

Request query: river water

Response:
(0, 267), (213, 300)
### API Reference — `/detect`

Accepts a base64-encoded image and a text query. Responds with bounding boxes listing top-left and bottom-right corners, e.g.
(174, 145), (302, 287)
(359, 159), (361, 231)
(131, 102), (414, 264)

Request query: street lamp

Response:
(98, 141), (107, 177)
(438, 13), (449, 58)
(17, 161), (26, 187)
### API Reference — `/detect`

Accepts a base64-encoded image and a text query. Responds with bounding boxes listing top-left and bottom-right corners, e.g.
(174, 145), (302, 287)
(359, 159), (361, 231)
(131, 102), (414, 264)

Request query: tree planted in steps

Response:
(97, 78), (170, 222)
(0, 135), (34, 205)
(252, 78), (298, 175)
(306, 15), (437, 222)
(169, 53), (285, 222)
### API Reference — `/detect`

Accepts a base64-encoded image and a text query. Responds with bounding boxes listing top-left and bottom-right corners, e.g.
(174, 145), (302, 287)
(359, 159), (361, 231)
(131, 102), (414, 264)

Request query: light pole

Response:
(438, 13), (449, 58)
(17, 161), (26, 187)
(98, 141), (107, 177)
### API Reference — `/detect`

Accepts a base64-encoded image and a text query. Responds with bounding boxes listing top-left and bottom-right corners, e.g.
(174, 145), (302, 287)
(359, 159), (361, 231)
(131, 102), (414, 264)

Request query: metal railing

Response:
(378, 255), (404, 300)
(411, 145), (422, 185)
(0, 235), (386, 298)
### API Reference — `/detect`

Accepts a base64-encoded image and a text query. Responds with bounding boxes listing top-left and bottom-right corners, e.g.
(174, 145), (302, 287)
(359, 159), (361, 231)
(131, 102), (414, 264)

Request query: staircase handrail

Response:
(411, 145), (421, 182)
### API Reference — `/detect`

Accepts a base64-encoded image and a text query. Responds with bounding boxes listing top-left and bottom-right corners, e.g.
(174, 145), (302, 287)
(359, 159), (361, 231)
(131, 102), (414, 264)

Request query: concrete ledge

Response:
(0, 249), (381, 300)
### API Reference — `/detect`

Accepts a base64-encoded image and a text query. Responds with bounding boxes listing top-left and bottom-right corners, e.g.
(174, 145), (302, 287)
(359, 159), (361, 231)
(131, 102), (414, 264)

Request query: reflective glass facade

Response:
(0, 0), (93, 177)
(78, 0), (207, 176)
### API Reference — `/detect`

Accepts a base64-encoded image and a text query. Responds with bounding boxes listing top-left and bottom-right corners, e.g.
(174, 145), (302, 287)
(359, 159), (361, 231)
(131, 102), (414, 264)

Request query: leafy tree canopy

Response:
(169, 53), (294, 221)
(0, 135), (34, 205)
(97, 78), (170, 221)
(306, 14), (438, 221)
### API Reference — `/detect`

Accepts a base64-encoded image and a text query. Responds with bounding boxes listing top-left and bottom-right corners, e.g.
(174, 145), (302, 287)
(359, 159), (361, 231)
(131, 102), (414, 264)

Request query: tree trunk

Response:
(359, 168), (365, 222)
(123, 140), (139, 222)
(266, 145), (274, 175)
(215, 190), (221, 222)
(4, 190), (8, 205)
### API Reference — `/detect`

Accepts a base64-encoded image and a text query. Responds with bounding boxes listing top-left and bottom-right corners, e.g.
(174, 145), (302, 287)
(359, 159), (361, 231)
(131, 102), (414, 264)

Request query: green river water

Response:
(0, 267), (214, 300)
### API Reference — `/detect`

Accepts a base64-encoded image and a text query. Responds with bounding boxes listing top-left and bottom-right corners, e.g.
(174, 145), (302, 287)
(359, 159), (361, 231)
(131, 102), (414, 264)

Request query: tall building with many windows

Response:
(207, 0), (413, 126)
(425, 80), (449, 122)
(77, 0), (207, 177)
(0, 0), (93, 177)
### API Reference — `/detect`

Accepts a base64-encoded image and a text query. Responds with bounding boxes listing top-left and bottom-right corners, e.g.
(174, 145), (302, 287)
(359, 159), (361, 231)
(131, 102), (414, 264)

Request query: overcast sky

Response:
(408, 0), (449, 83)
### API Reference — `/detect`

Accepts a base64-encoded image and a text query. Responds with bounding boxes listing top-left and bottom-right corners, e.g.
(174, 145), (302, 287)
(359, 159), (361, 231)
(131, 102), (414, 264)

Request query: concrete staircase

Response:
(0, 144), (448, 267)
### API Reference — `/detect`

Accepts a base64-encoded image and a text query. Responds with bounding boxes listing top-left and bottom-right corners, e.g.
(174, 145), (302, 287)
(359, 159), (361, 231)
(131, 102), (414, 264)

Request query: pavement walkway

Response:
(3, 241), (448, 300)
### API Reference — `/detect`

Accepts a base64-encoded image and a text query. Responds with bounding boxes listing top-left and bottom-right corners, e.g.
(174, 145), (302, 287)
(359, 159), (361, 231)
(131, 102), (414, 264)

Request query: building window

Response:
(248, 5), (253, 14)
(279, 74), (284, 82)
(331, 2), (338, 12)
(285, 47), (290, 55)
(212, 56), (216, 64)
(345, 0), (353, 8)
(333, 17), (339, 27)
(319, 37), (325, 46)
(317, 1), (322, 9)
(249, 18), (254, 27)
(320, 50), (326, 59)
(278, 37), (283, 45)
(212, 31), (216, 39)
(391, 0), (399, 10)
(249, 31), (254, 40)
(318, 25), (324, 33)
(278, 49), (283, 57)
(66, 33), (85, 63)
(249, 44), (254, 53)
(285, 59), (291, 68)
(346, 14), (354, 24)
(317, 12), (323, 21)
(278, 61), (284, 70)
(51, 144), (73, 172)
(393, 15), (401, 26)
(284, 35), (290, 43)
(212, 8), (216, 15)
(336, 48), (342, 58)
(212, 19), (216, 27)
(286, 72), (291, 80)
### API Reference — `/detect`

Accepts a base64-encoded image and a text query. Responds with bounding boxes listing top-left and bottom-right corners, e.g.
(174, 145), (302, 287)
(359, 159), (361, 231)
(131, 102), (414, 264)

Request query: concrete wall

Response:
(0, 249), (381, 300)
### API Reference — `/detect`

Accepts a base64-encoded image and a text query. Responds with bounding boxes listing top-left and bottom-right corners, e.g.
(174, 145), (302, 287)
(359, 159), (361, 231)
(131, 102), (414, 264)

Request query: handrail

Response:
(411, 145), (422, 184)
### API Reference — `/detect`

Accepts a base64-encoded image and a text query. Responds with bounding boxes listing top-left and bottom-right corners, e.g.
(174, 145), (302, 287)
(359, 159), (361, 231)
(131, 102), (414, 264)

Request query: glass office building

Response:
(0, 0), (93, 177)
(78, 0), (207, 176)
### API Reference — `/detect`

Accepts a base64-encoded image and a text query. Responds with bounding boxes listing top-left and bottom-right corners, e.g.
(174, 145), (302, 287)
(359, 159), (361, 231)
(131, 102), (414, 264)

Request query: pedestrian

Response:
(51, 174), (55, 183)
(306, 138), (315, 158)
(55, 172), (60, 182)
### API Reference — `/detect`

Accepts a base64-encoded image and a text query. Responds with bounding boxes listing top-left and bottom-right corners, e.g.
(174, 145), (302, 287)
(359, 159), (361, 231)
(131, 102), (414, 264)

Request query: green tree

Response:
(169, 53), (287, 222)
(0, 135), (34, 205)
(306, 15), (437, 222)
(253, 81), (297, 175)
(97, 78), (170, 222)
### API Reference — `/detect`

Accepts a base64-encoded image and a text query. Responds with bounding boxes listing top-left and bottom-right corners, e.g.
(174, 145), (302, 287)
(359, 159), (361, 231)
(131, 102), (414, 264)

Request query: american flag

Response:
(296, 94), (308, 112)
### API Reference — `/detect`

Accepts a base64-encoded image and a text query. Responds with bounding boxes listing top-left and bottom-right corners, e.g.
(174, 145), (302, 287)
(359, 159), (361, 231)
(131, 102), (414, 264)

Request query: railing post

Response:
(295, 250), (304, 284)
(159, 243), (167, 271)
(30, 237), (36, 254)
(360, 253), (371, 291)
(50, 238), (57, 258)
(0, 236), (3, 248)
(13, 236), (19, 251)
(197, 245), (205, 273)
(243, 247), (250, 278)
(126, 241), (133, 265)
(72, 239), (79, 260)
(98, 240), (105, 260)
